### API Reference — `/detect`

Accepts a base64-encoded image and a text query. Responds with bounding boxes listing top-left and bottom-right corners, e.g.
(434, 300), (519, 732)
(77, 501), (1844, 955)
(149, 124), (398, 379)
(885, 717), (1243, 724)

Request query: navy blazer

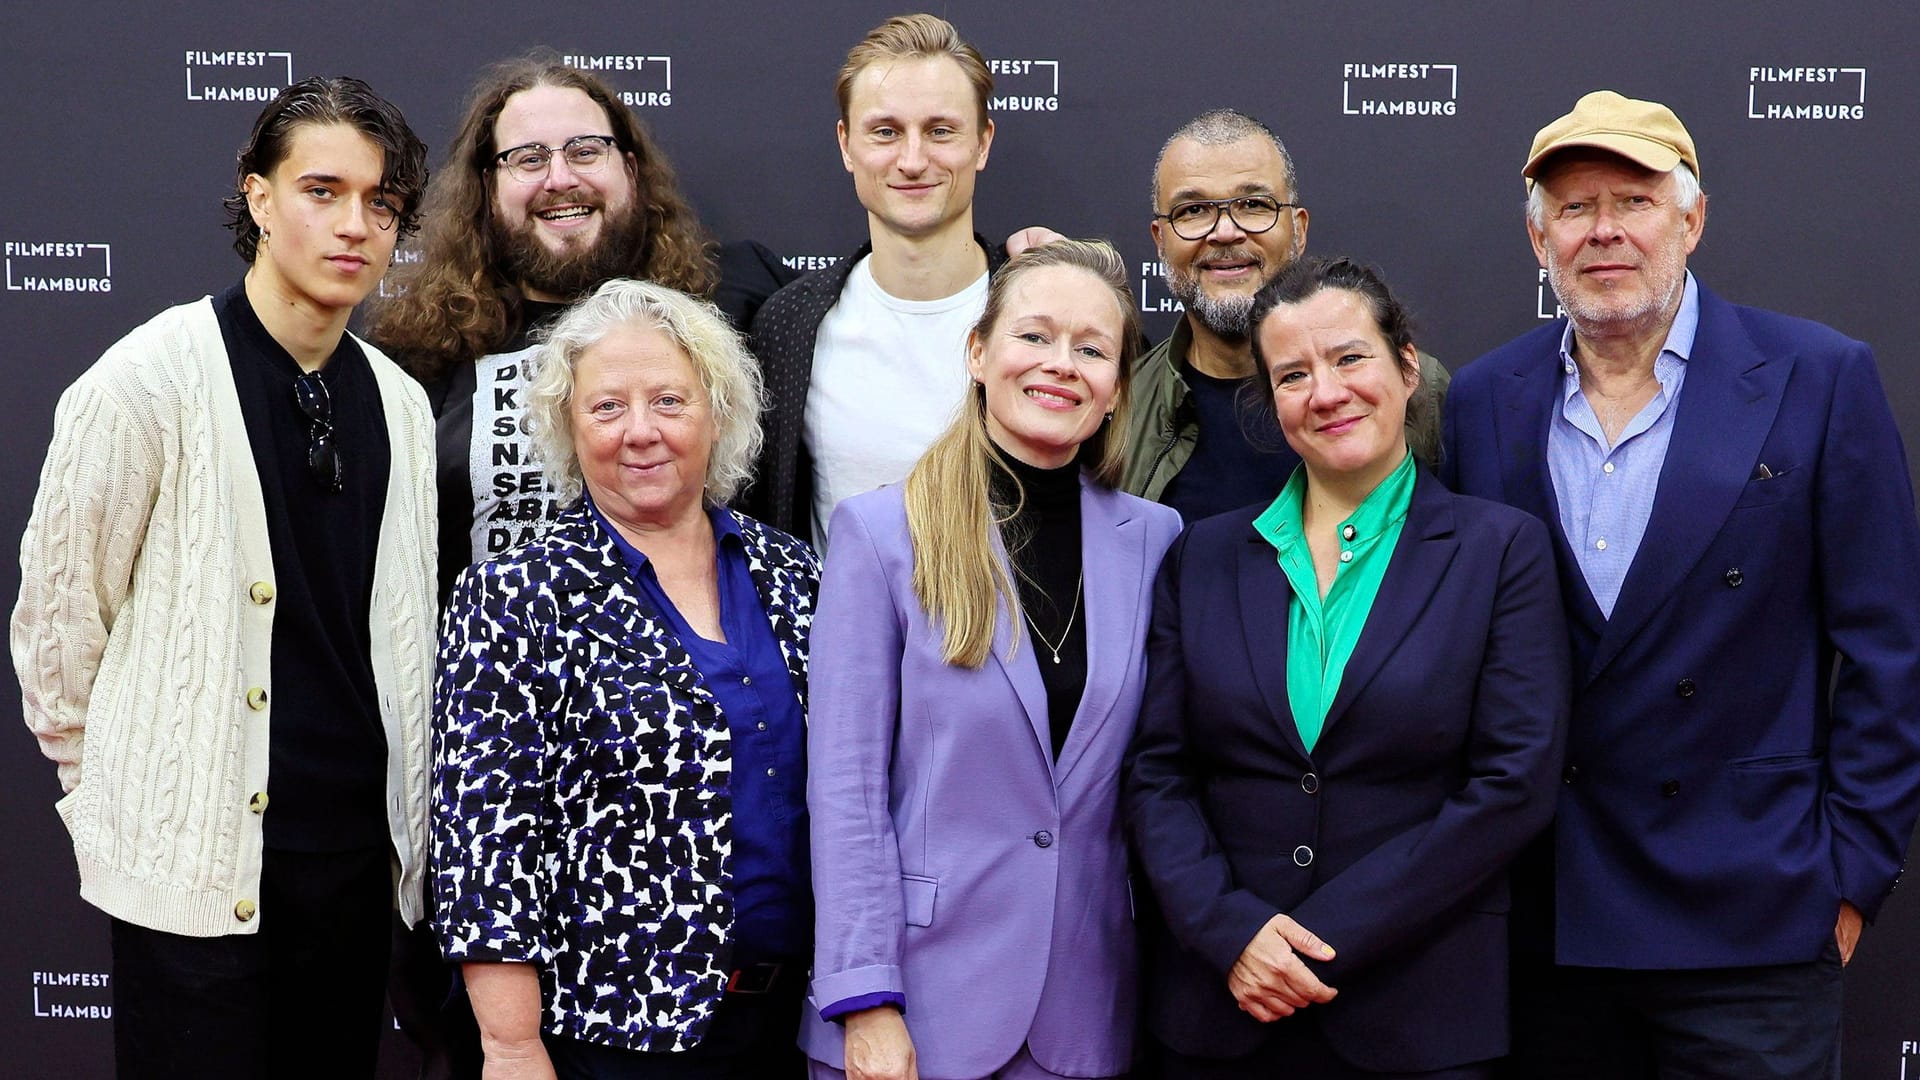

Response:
(431, 501), (818, 1052)
(1442, 280), (1920, 970)
(1125, 471), (1569, 1072)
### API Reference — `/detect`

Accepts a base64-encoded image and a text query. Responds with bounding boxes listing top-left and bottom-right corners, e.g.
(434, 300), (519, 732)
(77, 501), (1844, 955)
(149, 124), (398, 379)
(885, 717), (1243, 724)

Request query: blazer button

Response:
(1293, 845), (1314, 867)
(245, 687), (268, 711)
(1562, 764), (1581, 784)
(248, 581), (274, 605)
(1661, 779), (1681, 797)
(234, 899), (257, 922)
(1300, 772), (1320, 795)
(1032, 830), (1054, 849)
(1675, 679), (1697, 698)
(1724, 567), (1744, 588)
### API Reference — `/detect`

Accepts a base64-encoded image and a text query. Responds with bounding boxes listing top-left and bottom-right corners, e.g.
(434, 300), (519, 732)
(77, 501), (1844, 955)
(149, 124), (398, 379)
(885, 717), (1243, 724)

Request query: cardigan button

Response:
(248, 581), (275, 605)
(248, 792), (269, 814)
(234, 899), (256, 922)
(245, 687), (268, 711)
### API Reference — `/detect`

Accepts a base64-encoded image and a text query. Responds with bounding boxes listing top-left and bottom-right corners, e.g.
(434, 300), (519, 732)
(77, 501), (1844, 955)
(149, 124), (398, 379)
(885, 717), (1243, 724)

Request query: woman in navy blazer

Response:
(1125, 258), (1570, 1079)
(803, 241), (1182, 1080)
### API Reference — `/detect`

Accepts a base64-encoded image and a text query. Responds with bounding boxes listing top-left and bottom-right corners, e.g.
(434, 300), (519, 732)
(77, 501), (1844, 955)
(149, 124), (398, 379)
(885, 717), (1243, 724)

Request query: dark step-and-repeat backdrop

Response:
(2, 2), (1915, 1076)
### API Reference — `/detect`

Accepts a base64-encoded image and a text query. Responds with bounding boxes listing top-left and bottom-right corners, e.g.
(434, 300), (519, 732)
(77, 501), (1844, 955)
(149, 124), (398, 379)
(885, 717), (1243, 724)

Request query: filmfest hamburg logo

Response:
(1343, 63), (1458, 117)
(184, 50), (294, 102)
(1749, 65), (1865, 120)
(32, 970), (111, 1020)
(5, 241), (112, 294)
(1536, 269), (1565, 321)
(1136, 257), (1183, 316)
(987, 58), (1061, 112)
(562, 53), (672, 107)
(780, 254), (839, 273)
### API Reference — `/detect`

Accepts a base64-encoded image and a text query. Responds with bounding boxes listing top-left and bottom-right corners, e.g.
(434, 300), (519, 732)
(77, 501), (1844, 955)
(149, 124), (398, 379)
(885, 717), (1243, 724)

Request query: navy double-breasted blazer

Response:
(1125, 470), (1569, 1072)
(1442, 280), (1920, 970)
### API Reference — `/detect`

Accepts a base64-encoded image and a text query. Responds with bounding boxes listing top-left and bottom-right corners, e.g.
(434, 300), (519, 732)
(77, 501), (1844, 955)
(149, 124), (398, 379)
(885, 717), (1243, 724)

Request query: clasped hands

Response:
(1228, 913), (1338, 1022)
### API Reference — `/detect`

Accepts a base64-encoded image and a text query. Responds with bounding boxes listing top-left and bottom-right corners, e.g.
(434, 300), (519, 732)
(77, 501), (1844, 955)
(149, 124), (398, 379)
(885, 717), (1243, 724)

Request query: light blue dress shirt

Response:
(1546, 273), (1700, 617)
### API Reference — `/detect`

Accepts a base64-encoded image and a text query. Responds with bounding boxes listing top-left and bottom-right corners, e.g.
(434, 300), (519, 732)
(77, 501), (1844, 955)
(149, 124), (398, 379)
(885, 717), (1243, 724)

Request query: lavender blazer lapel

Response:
(1053, 482), (1149, 786)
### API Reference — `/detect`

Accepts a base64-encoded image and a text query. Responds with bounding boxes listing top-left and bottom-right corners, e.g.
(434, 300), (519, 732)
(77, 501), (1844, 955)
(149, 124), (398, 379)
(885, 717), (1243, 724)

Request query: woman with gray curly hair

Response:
(431, 277), (822, 1079)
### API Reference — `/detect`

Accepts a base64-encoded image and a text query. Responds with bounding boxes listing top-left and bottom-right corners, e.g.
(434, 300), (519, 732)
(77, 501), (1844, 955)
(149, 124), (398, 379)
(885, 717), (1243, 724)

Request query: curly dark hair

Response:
(367, 50), (717, 381)
(221, 76), (428, 262)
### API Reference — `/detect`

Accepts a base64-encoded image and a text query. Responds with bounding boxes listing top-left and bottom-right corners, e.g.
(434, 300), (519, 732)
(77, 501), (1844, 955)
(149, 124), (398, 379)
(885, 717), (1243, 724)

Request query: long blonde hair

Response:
(904, 239), (1142, 668)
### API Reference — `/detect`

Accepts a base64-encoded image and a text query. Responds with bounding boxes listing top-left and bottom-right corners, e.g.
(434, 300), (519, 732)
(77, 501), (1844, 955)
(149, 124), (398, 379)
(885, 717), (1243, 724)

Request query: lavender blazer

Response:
(802, 478), (1181, 1078)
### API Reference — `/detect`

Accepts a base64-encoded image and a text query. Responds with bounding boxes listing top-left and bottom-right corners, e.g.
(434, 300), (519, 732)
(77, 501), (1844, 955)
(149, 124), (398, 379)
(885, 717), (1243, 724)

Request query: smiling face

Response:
(838, 55), (993, 242)
(1529, 151), (1703, 338)
(490, 84), (638, 300)
(244, 122), (400, 316)
(1154, 135), (1308, 340)
(570, 321), (715, 533)
(1260, 287), (1418, 490)
(968, 264), (1125, 469)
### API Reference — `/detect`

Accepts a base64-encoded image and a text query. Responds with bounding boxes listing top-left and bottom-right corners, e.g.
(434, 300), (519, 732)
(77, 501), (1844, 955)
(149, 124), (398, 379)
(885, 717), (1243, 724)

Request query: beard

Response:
(1544, 244), (1688, 333)
(492, 195), (651, 302)
(1161, 246), (1274, 341)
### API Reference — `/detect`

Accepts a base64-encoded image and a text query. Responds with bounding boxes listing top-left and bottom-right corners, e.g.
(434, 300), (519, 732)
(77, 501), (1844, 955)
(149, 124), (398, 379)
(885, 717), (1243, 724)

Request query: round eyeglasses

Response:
(494, 135), (620, 183)
(1152, 195), (1301, 241)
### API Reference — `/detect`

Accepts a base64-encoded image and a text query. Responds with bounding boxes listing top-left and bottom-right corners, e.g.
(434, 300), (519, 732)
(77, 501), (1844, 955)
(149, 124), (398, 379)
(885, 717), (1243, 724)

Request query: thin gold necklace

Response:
(1022, 573), (1084, 665)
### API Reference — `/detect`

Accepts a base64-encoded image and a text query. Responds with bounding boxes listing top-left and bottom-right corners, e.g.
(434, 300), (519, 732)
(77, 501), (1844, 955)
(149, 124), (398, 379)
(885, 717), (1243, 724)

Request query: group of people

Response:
(13, 11), (1920, 1080)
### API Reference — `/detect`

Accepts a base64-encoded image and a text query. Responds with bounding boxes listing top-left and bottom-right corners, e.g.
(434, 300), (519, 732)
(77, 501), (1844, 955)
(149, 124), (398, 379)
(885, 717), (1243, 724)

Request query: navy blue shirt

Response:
(590, 498), (811, 959)
(1159, 361), (1301, 523)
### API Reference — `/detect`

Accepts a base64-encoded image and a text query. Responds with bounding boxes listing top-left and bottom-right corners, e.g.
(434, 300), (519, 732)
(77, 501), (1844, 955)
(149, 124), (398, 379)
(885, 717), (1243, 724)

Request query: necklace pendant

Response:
(1050, 652), (1061, 665)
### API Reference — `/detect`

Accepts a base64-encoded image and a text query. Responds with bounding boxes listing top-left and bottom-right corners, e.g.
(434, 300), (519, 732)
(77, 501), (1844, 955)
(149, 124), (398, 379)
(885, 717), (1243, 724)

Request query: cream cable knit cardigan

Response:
(10, 297), (438, 937)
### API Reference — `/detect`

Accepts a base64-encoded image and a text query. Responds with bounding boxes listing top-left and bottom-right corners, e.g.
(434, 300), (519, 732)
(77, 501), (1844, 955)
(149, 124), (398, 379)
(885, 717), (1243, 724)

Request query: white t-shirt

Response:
(804, 256), (987, 545)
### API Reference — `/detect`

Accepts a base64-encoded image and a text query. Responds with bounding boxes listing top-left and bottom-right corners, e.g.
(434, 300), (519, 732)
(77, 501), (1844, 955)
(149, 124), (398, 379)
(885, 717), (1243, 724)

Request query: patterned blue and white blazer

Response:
(431, 499), (818, 1053)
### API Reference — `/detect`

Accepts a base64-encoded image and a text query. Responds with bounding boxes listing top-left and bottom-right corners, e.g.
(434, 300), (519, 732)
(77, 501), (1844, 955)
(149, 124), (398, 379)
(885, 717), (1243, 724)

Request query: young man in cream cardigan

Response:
(11, 77), (437, 1078)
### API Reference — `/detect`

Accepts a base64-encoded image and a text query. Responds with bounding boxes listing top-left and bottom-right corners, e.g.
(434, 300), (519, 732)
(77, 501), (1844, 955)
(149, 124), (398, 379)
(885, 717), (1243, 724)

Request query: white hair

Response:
(1527, 161), (1701, 230)
(525, 278), (764, 505)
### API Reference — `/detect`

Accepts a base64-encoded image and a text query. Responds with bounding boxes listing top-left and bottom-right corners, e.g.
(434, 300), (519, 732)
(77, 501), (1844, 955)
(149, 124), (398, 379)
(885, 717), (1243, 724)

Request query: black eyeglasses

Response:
(1152, 194), (1301, 241)
(292, 372), (343, 493)
(493, 135), (621, 183)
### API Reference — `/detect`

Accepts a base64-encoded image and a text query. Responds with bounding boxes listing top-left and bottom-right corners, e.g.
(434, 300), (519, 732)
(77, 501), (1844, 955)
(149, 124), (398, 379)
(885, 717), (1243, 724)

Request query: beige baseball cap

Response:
(1524, 90), (1699, 184)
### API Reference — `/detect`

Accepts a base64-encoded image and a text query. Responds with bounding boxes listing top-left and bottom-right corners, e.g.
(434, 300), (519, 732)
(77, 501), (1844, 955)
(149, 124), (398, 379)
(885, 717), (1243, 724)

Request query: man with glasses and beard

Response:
(12, 77), (436, 1078)
(1120, 109), (1450, 522)
(370, 51), (800, 601)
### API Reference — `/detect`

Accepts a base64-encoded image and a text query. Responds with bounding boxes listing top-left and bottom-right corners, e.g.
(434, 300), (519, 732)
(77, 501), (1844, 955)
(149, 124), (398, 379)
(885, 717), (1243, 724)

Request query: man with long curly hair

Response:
(369, 51), (798, 601)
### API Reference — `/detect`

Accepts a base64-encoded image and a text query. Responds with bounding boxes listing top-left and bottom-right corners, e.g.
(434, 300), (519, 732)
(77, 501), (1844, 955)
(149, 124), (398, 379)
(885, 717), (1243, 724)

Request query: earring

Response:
(260, 229), (270, 245)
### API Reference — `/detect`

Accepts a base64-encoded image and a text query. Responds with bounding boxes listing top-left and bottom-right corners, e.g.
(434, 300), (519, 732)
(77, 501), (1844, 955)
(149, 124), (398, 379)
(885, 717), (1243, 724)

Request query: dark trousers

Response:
(1158, 1020), (1495, 1080)
(389, 913), (483, 1079)
(1502, 941), (1844, 1080)
(542, 964), (808, 1080)
(111, 845), (394, 1080)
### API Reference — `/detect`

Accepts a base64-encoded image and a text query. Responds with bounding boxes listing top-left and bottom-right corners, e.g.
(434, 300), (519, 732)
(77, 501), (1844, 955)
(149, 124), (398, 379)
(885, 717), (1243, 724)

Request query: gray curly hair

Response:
(525, 278), (764, 506)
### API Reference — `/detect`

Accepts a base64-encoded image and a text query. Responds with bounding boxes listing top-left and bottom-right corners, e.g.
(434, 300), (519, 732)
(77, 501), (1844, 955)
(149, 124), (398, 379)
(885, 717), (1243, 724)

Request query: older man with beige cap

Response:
(1443, 90), (1920, 1078)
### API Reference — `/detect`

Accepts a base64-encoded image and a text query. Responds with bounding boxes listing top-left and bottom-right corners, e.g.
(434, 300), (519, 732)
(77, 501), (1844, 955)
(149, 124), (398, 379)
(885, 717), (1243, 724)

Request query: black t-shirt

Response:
(1158, 361), (1301, 522)
(215, 281), (392, 851)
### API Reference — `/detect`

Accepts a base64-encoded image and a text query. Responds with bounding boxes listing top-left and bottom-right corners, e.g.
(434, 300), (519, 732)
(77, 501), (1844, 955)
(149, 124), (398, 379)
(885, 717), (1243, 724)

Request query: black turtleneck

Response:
(990, 449), (1086, 759)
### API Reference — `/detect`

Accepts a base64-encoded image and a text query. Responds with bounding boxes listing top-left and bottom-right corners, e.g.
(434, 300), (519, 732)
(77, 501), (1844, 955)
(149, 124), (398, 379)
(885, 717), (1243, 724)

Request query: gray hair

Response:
(1526, 161), (1702, 230)
(525, 278), (764, 506)
(1150, 108), (1300, 210)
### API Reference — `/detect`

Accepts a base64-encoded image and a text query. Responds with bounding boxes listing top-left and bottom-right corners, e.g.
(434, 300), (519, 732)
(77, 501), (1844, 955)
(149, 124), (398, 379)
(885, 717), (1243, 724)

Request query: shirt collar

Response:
(585, 493), (738, 580)
(1252, 450), (1418, 555)
(1558, 270), (1700, 378)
